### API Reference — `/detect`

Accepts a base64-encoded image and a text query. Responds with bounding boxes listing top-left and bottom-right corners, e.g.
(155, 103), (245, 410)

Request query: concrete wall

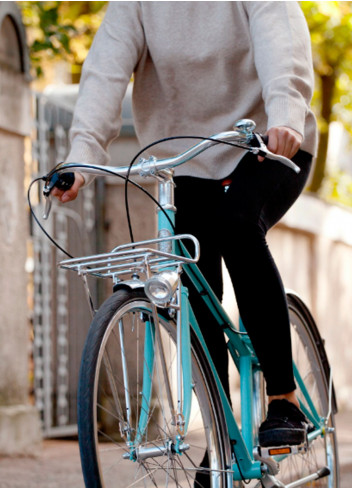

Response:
(269, 194), (352, 411)
(0, 2), (41, 455)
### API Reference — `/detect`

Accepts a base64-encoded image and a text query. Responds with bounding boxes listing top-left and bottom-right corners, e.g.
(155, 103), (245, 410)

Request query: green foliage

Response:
(302, 1), (352, 131)
(18, 1), (107, 78)
(321, 170), (352, 207)
(301, 2), (352, 198)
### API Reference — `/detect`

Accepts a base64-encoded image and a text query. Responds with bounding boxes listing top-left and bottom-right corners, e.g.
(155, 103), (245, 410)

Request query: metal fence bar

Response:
(31, 93), (97, 437)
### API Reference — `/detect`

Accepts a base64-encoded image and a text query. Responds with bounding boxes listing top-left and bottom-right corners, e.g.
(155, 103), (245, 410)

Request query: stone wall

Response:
(0, 2), (41, 455)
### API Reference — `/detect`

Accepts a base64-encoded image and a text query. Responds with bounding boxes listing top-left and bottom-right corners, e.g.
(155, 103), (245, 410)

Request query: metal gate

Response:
(31, 93), (99, 437)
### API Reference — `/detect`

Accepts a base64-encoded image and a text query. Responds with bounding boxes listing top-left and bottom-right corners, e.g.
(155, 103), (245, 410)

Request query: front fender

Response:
(113, 279), (145, 294)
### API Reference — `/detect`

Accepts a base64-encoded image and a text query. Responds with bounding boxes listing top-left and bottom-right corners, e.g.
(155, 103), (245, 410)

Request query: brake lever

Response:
(251, 133), (301, 174)
(43, 194), (52, 220)
(42, 171), (75, 220)
(42, 177), (54, 220)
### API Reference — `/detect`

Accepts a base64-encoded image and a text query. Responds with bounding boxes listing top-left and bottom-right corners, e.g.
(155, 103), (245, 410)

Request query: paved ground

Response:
(0, 411), (351, 488)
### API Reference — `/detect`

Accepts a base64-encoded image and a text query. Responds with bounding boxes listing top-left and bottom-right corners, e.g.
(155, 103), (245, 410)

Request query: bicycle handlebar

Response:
(41, 119), (301, 219)
(52, 131), (300, 178)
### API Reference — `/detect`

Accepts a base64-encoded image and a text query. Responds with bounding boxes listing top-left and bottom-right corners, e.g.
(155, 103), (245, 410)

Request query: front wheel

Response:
(77, 288), (232, 488)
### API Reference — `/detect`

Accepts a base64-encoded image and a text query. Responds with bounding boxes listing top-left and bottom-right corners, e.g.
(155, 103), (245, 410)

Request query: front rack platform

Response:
(58, 234), (200, 283)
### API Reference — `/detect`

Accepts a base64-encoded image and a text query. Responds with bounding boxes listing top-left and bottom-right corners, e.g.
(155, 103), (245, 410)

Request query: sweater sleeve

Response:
(66, 2), (145, 171)
(243, 1), (314, 139)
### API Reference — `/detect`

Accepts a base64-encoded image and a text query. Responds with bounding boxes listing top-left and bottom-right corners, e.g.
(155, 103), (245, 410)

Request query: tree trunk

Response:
(308, 72), (336, 194)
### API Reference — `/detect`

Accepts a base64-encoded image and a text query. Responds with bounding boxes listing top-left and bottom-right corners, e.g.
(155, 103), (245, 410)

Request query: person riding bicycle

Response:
(53, 0), (317, 458)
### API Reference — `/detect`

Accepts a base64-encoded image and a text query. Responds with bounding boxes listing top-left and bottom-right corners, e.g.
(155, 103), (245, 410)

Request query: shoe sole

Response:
(259, 427), (306, 448)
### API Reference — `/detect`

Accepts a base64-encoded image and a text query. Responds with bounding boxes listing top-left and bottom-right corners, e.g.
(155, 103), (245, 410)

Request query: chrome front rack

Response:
(58, 234), (200, 284)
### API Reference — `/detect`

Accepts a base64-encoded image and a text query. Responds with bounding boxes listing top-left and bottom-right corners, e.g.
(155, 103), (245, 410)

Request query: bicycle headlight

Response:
(144, 271), (179, 306)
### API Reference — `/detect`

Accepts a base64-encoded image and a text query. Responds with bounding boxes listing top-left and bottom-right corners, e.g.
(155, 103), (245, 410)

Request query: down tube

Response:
(178, 241), (262, 478)
(187, 301), (262, 481)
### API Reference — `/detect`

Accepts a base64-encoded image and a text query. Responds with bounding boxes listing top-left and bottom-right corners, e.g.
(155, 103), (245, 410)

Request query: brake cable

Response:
(29, 135), (256, 258)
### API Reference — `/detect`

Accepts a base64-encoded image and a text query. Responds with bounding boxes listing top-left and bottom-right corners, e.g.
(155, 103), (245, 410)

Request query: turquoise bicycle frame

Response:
(136, 177), (326, 482)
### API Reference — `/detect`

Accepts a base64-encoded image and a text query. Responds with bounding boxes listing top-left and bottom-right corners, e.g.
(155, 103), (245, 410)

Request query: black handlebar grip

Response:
(43, 172), (75, 197)
(54, 172), (75, 191)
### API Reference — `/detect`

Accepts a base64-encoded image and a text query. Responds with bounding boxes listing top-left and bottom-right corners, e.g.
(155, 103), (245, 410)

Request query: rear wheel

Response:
(252, 293), (339, 487)
(77, 288), (232, 487)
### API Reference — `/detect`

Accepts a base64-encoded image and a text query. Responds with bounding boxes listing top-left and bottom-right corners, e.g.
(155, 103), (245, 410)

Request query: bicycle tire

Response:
(77, 288), (232, 488)
(251, 292), (339, 487)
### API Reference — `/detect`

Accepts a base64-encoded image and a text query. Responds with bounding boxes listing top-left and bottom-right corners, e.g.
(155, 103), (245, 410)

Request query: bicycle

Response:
(36, 119), (339, 487)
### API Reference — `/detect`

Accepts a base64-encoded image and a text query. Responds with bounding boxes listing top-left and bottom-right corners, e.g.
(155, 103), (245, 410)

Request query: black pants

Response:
(174, 150), (312, 396)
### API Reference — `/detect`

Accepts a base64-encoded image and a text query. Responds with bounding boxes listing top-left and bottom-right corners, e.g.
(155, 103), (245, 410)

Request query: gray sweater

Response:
(67, 1), (317, 180)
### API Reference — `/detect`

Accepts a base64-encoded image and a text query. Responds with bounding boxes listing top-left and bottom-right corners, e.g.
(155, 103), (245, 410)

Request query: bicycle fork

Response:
(148, 283), (192, 449)
(119, 282), (192, 461)
(122, 169), (193, 459)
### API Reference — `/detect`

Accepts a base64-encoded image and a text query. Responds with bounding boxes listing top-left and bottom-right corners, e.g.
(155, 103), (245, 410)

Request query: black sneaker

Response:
(258, 399), (308, 447)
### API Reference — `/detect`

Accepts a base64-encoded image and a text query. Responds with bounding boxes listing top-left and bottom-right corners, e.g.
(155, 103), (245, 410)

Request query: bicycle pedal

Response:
(258, 442), (306, 458)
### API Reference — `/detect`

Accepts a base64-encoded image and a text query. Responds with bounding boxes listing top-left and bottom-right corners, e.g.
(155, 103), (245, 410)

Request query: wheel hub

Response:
(123, 441), (190, 461)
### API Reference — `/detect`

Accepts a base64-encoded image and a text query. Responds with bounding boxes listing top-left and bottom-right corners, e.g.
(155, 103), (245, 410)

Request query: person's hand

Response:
(51, 172), (85, 203)
(258, 126), (302, 162)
